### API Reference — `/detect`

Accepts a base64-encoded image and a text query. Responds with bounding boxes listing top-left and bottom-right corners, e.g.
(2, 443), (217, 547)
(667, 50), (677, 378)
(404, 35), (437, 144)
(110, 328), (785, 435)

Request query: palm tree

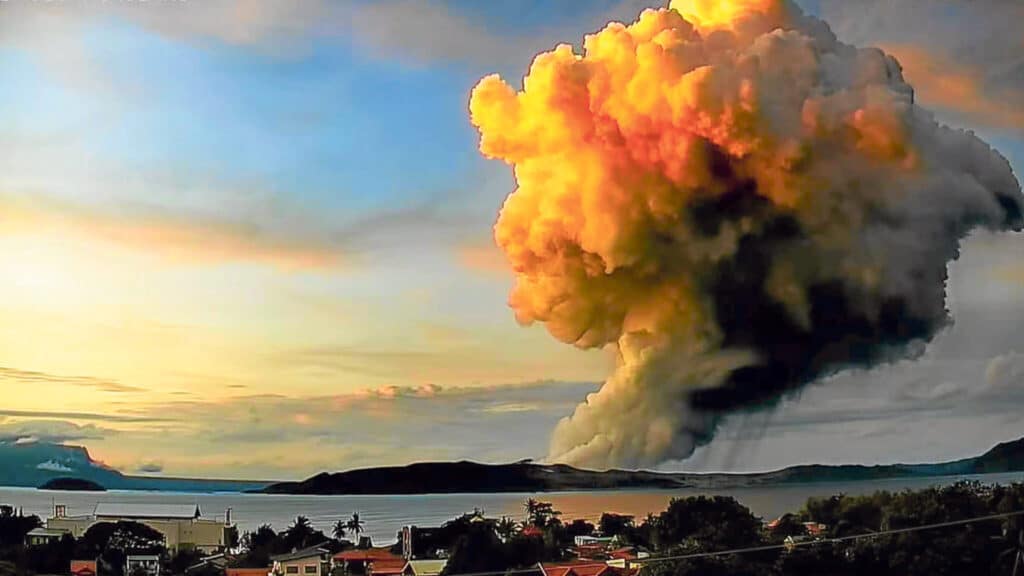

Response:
(283, 515), (316, 550)
(347, 512), (365, 542)
(524, 499), (539, 518)
(288, 516), (314, 537)
(496, 516), (518, 541)
(523, 498), (559, 527)
(332, 520), (347, 541)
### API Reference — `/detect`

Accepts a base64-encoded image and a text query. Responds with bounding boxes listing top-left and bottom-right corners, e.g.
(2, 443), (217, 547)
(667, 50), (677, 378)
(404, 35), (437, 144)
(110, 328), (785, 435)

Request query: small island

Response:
(38, 477), (107, 492)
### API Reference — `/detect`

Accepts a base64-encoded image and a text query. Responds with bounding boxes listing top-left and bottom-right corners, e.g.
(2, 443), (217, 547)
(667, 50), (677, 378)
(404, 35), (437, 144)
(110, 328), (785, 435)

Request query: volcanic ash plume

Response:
(469, 0), (1023, 469)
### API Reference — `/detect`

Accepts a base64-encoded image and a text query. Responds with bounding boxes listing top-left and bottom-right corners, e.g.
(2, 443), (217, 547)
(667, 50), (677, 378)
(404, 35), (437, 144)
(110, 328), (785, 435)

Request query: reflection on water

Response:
(2, 472), (1022, 544)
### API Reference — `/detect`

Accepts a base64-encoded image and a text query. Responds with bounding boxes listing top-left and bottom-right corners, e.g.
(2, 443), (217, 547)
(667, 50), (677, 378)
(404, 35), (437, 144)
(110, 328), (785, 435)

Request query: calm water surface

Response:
(3, 472), (1022, 543)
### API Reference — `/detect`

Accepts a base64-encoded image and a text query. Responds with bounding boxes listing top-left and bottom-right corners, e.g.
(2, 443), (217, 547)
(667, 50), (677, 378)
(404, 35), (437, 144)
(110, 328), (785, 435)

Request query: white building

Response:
(126, 554), (161, 576)
(573, 536), (615, 547)
(46, 503), (230, 553)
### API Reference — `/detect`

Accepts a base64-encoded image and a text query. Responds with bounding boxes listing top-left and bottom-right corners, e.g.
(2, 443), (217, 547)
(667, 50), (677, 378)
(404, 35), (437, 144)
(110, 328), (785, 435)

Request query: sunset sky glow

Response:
(1, 0), (1022, 480)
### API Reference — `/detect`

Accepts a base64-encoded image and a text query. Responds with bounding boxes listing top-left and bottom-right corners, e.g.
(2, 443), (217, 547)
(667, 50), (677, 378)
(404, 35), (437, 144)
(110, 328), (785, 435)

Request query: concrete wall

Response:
(278, 559), (326, 576)
(48, 517), (93, 538)
(48, 516), (226, 553)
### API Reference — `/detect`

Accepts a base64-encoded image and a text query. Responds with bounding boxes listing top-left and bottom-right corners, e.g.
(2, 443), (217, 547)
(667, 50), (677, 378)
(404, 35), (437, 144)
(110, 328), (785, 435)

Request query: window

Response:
(286, 567), (299, 574)
(304, 566), (319, 574)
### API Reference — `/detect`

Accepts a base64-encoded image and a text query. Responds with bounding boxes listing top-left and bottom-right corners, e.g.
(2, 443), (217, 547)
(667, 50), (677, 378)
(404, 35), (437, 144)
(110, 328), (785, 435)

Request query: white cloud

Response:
(0, 419), (113, 444)
(36, 460), (74, 473)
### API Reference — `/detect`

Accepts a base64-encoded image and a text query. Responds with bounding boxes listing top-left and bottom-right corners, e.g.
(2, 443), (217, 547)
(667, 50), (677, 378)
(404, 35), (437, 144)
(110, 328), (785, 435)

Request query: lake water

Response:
(4, 472), (1023, 543)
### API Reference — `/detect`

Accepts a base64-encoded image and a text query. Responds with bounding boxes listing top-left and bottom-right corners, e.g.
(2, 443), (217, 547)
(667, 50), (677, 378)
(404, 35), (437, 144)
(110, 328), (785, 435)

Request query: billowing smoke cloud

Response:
(469, 0), (1023, 469)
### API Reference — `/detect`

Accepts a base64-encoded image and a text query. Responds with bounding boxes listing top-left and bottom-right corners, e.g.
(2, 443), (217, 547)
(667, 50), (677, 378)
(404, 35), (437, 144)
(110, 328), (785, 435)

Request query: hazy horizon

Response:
(2, 0), (1022, 481)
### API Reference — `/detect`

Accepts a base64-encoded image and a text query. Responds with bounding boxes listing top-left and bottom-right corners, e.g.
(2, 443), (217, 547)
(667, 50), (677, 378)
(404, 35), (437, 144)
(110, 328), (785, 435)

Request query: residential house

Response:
(521, 526), (544, 538)
(573, 536), (614, 547)
(540, 562), (641, 576)
(70, 560), (98, 576)
(272, 545), (332, 576)
(539, 562), (613, 576)
(126, 555), (161, 576)
(572, 544), (607, 560)
(368, 559), (407, 576)
(803, 522), (828, 538)
(25, 527), (67, 546)
(403, 559), (448, 576)
(334, 547), (403, 575)
(604, 547), (650, 570)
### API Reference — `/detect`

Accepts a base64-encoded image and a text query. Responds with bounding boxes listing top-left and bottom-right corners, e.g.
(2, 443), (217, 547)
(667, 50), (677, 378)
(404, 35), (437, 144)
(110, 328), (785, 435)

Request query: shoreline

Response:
(3, 469), (1023, 497)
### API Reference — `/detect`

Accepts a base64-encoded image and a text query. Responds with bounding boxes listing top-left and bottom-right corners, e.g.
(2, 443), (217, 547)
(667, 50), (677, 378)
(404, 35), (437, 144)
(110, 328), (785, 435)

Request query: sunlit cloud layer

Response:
(0, 0), (1021, 478)
(815, 0), (1024, 135)
(0, 194), (344, 270)
(8, 381), (602, 479)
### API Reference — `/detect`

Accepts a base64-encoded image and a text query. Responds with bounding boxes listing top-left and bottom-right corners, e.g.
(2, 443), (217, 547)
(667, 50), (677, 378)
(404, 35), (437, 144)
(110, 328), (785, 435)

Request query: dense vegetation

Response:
(231, 514), (352, 567)
(440, 482), (1024, 576)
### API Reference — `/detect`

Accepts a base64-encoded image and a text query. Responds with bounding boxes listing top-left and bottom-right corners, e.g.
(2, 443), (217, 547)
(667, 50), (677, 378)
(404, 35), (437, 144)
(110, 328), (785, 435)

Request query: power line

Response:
(440, 509), (1024, 576)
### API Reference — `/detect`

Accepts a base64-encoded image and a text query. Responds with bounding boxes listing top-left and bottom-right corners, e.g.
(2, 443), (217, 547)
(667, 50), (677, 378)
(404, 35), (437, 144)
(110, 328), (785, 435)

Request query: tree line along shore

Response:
(1, 480), (1023, 576)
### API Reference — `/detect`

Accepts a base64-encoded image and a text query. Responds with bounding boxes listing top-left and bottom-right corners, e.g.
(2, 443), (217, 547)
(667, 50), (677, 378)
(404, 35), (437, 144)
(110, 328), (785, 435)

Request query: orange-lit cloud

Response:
(62, 380), (601, 478)
(670, 0), (787, 32)
(814, 0), (1024, 135)
(470, 0), (1022, 469)
(1, 194), (343, 270)
(457, 241), (509, 276)
(994, 265), (1024, 287)
(0, 366), (143, 393)
(880, 44), (1024, 132)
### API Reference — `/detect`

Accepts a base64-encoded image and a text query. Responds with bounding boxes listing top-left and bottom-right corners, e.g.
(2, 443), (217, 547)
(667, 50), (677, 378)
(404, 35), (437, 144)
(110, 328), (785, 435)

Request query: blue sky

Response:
(0, 0), (1022, 479)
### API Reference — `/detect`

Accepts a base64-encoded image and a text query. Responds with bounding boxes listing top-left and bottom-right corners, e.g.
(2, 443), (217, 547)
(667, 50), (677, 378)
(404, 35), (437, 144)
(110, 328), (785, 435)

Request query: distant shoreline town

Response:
(1, 436), (1023, 575)
(3, 480), (1024, 576)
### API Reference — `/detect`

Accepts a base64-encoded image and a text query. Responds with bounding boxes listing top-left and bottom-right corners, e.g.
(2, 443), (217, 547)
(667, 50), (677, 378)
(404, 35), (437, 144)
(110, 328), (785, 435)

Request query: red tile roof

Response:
(542, 562), (612, 576)
(572, 564), (612, 576)
(336, 548), (402, 562)
(522, 526), (544, 537)
(71, 561), (98, 576)
(609, 548), (637, 560)
(541, 565), (574, 576)
(803, 522), (828, 536)
(370, 559), (408, 576)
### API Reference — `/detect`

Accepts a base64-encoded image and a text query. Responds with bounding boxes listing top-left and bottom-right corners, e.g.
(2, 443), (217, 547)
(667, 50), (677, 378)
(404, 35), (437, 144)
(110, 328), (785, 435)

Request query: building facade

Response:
(271, 546), (331, 576)
(46, 503), (229, 553)
(126, 555), (161, 576)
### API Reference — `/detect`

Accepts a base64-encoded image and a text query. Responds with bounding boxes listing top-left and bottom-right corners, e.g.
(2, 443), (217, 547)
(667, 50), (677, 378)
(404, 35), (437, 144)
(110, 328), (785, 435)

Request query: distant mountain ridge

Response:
(260, 437), (1024, 495)
(0, 441), (269, 492)
(4, 437), (1023, 495)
